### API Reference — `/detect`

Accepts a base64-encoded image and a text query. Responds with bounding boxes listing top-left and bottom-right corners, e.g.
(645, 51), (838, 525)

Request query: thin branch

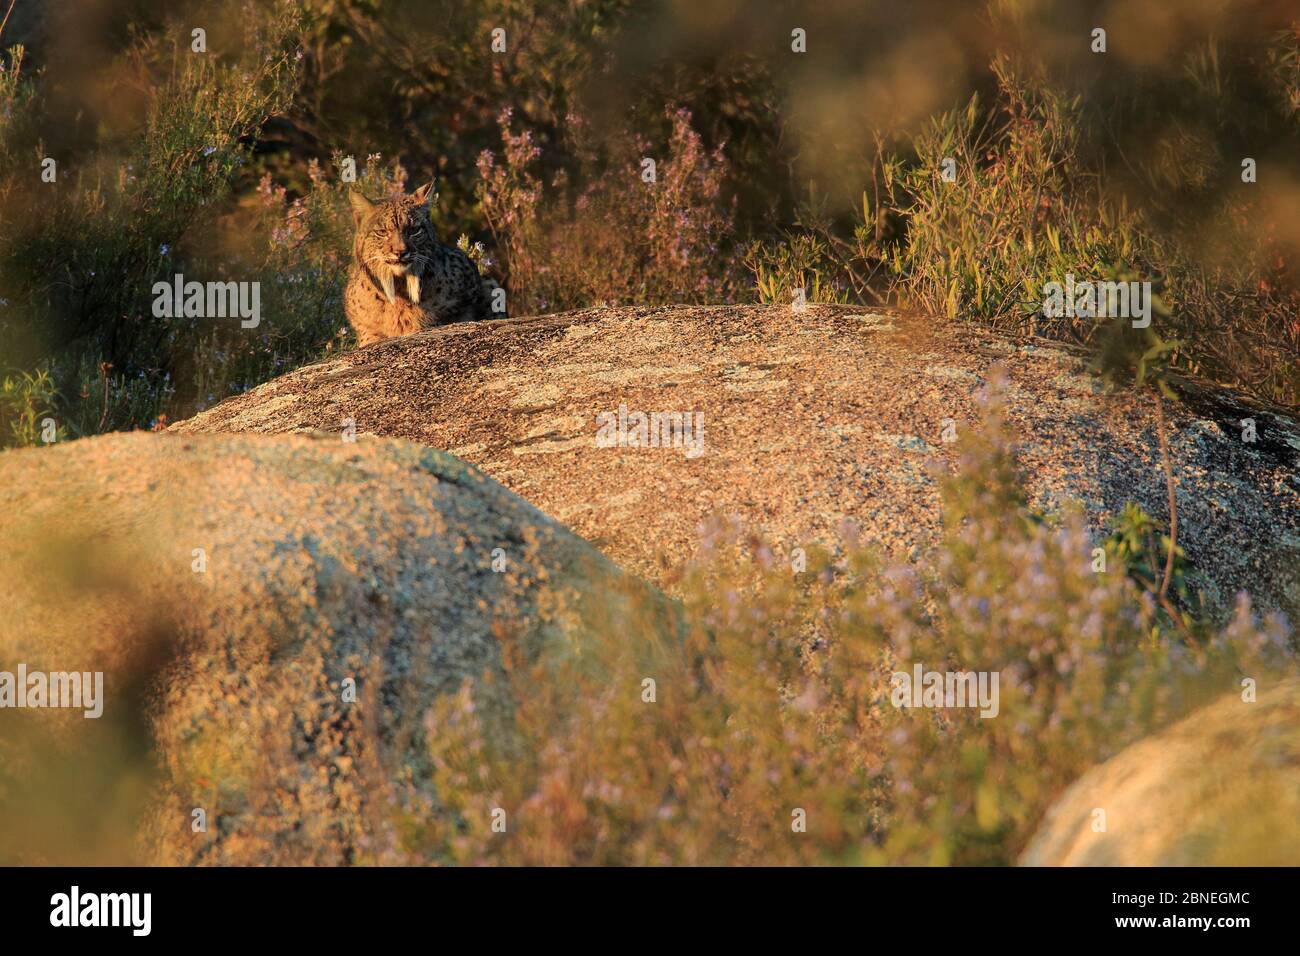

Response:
(0, 0), (17, 47)
(1154, 390), (1178, 602)
(1158, 589), (1198, 647)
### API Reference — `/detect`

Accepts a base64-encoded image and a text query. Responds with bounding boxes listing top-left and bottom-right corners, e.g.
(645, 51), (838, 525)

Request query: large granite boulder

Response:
(173, 304), (1300, 621)
(1020, 677), (1300, 865)
(0, 431), (677, 864)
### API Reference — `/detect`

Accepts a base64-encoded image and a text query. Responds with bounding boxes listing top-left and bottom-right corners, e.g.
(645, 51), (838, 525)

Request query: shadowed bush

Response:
(0, 2), (305, 437)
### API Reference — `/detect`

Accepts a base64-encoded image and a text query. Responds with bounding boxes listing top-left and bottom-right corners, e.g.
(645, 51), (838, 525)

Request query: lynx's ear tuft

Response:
(349, 191), (374, 223)
(411, 180), (435, 207)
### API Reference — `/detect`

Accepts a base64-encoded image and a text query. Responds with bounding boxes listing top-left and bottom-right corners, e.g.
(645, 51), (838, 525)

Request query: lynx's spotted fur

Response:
(343, 182), (490, 346)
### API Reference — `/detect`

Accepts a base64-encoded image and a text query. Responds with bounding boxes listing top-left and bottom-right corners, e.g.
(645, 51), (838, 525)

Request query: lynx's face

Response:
(349, 182), (437, 304)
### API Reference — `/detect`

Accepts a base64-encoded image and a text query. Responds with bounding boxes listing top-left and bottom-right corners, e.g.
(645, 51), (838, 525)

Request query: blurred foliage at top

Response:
(1, 0), (1300, 443)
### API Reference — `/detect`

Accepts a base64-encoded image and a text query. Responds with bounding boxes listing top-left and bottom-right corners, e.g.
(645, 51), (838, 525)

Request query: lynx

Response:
(343, 182), (492, 346)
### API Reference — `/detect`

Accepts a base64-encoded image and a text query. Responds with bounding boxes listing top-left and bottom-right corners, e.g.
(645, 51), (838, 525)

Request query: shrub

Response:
(477, 106), (740, 314)
(873, 57), (1155, 334)
(868, 47), (1300, 406)
(0, 3), (304, 434)
(0, 366), (64, 448)
(742, 233), (851, 306)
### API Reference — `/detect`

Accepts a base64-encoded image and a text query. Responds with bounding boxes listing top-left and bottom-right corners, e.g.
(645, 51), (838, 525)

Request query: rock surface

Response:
(0, 431), (676, 864)
(175, 304), (1300, 620)
(1020, 677), (1300, 865)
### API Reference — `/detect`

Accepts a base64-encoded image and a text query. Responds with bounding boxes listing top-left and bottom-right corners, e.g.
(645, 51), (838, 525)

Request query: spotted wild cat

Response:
(343, 182), (492, 346)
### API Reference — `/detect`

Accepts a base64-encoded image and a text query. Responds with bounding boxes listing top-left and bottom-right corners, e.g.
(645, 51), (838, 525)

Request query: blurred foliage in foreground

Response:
(2, 1), (1300, 445)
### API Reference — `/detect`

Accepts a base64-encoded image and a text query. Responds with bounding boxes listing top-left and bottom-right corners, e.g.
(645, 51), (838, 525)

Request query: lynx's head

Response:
(349, 182), (437, 304)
